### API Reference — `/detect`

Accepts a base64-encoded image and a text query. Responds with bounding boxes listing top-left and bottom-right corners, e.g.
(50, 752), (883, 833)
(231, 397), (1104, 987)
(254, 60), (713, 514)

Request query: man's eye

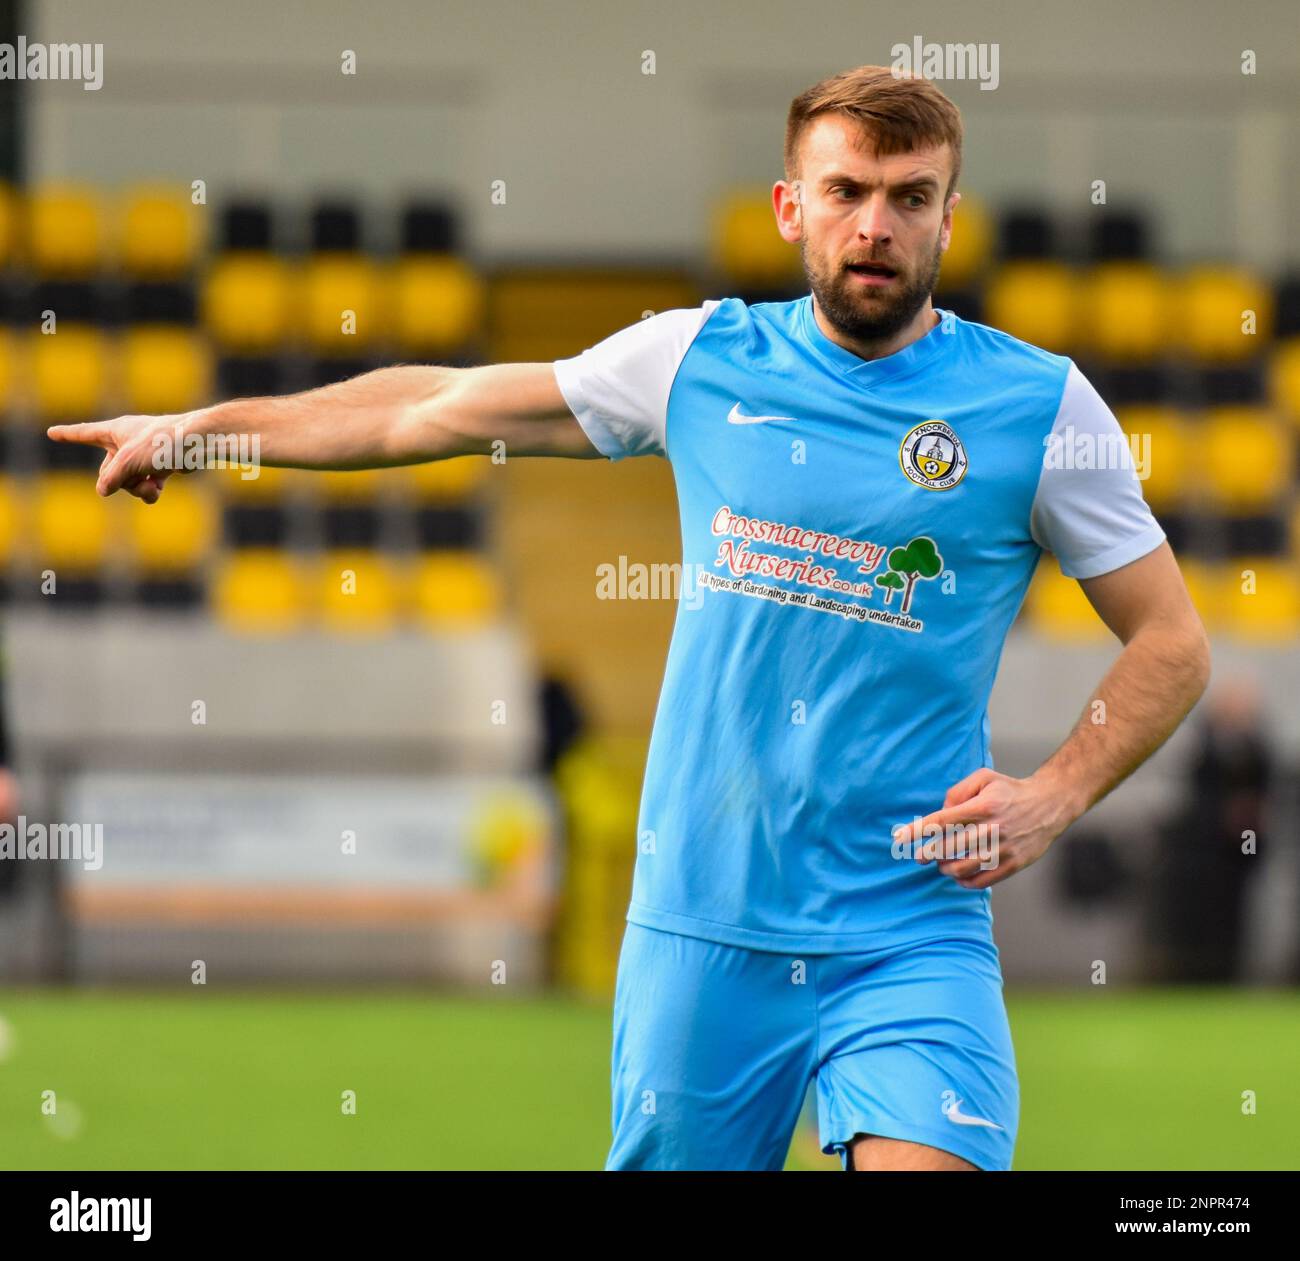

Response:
(904, 194), (926, 207)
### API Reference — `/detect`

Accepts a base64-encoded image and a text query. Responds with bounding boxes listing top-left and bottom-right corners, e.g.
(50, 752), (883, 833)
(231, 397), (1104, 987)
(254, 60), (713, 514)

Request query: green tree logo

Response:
(875, 536), (943, 614)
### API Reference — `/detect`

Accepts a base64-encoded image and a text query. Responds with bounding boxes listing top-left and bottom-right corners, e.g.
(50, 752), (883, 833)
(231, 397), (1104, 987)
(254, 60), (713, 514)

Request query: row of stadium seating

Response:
(0, 542), (501, 629)
(0, 185), (459, 276)
(2, 183), (1300, 364)
(1, 322), (1298, 426)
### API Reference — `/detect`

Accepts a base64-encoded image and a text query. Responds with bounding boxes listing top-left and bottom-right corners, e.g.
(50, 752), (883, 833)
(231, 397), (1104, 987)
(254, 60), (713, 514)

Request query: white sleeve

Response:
(552, 301), (722, 460)
(1030, 361), (1167, 579)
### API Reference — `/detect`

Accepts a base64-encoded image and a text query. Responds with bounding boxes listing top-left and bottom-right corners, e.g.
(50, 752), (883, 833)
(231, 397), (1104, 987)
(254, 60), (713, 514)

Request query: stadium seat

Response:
(0, 181), (18, 269)
(120, 186), (200, 279)
(127, 478), (218, 573)
(203, 253), (295, 352)
(401, 200), (459, 253)
(220, 201), (274, 251)
(1176, 558), (1218, 633)
(212, 547), (310, 633)
(0, 328), (16, 412)
(210, 461), (288, 502)
(997, 207), (1054, 260)
(303, 254), (385, 352)
(391, 255), (484, 354)
(29, 325), (109, 420)
(1275, 273), (1300, 336)
(0, 474), (24, 566)
(26, 185), (103, 277)
(1269, 336), (1300, 421)
(984, 261), (1078, 352)
(401, 454), (490, 500)
(121, 327), (212, 414)
(1114, 406), (1188, 514)
(1177, 267), (1273, 362)
(317, 469), (385, 503)
(1201, 407), (1290, 512)
(1079, 263), (1171, 361)
(317, 549), (401, 632)
(34, 471), (113, 571)
(936, 192), (992, 290)
(310, 201), (361, 252)
(489, 270), (697, 362)
(1023, 559), (1110, 641)
(1213, 558), (1300, 641)
(221, 502), (288, 548)
(407, 551), (501, 627)
(1087, 209), (1150, 262)
(712, 190), (802, 289)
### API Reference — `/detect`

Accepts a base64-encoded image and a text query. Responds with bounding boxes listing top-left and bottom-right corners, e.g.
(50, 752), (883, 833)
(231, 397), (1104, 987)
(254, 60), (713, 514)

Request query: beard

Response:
(802, 228), (943, 344)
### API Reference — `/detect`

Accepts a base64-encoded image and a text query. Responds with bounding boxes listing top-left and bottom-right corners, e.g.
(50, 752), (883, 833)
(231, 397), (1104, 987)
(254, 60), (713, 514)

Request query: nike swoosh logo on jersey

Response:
(727, 403), (797, 425)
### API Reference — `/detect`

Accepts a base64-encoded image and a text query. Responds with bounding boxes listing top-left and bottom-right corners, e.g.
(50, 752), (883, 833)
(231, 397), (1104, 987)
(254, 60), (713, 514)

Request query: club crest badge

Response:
(899, 420), (968, 491)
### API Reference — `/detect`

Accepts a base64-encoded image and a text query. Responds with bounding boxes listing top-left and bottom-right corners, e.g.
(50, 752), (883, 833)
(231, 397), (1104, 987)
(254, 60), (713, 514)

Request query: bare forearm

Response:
(191, 364), (461, 470)
(1031, 619), (1211, 821)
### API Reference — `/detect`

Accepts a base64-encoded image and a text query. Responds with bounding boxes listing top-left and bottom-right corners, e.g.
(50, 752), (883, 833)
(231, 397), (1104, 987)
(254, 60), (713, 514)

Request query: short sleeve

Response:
(1030, 361), (1167, 579)
(552, 301), (722, 460)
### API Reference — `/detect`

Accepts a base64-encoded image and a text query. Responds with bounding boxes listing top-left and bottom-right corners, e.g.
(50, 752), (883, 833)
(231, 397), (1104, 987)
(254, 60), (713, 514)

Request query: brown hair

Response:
(784, 65), (963, 201)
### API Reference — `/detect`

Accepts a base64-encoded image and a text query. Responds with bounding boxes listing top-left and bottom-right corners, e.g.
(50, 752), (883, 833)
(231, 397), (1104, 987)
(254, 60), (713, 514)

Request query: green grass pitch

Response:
(0, 988), (1295, 1170)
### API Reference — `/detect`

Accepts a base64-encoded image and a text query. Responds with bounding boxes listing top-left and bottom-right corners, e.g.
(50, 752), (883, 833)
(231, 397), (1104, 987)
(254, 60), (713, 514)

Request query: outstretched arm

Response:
(45, 361), (598, 502)
(896, 542), (1211, 888)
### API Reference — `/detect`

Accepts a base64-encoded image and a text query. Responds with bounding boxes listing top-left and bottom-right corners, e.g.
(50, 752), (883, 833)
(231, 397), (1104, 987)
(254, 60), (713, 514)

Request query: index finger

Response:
(47, 421), (113, 447)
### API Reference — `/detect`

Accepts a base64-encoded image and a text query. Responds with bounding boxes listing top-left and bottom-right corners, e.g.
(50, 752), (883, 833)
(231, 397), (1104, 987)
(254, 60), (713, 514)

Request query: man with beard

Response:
(48, 65), (1209, 1172)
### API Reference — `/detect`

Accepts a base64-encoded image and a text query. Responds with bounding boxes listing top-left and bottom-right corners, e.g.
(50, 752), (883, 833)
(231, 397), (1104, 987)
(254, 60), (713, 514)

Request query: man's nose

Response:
(856, 194), (893, 244)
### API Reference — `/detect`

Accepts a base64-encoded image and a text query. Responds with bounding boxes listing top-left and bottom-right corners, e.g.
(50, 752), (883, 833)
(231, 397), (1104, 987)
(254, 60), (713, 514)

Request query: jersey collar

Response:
(799, 293), (957, 387)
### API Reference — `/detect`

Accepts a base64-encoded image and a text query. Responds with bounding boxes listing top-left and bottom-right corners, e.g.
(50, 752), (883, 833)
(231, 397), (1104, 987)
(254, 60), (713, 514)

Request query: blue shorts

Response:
(606, 921), (1019, 1171)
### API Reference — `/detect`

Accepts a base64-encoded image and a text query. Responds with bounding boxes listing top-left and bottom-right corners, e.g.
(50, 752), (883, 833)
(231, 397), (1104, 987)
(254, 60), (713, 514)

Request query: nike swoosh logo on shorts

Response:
(943, 1099), (1004, 1130)
(727, 403), (796, 425)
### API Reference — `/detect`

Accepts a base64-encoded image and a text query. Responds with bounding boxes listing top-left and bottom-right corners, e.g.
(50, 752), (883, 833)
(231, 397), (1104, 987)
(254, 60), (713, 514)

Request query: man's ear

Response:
(773, 179), (803, 244)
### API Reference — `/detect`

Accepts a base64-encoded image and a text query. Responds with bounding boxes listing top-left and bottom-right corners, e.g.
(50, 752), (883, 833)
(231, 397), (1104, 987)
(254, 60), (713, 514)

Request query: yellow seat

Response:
(0, 475), (25, 566)
(407, 551), (501, 627)
(391, 255), (484, 354)
(0, 328), (17, 411)
(1024, 558), (1109, 641)
(210, 462), (286, 501)
(402, 455), (491, 501)
(1201, 407), (1290, 512)
(127, 479), (217, 573)
(1177, 558), (1218, 634)
(34, 472), (113, 571)
(203, 253), (295, 352)
(317, 550), (400, 632)
(1214, 559), (1300, 641)
(26, 185), (103, 277)
(121, 327), (212, 415)
(1176, 267), (1273, 361)
(303, 254), (385, 351)
(1114, 406), (1187, 514)
(712, 190), (802, 288)
(1269, 337), (1300, 422)
(0, 182), (19, 269)
(120, 186), (200, 279)
(29, 326), (108, 420)
(984, 262), (1079, 352)
(1079, 263), (1171, 361)
(212, 548), (310, 633)
(936, 192), (992, 291)
(317, 468), (385, 502)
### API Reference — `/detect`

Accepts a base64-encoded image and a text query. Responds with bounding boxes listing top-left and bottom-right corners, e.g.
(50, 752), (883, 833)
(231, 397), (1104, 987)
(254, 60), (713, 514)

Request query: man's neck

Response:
(811, 296), (940, 363)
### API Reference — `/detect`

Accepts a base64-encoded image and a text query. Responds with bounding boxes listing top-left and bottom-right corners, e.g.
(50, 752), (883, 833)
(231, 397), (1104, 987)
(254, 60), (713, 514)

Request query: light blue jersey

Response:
(555, 296), (1164, 953)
